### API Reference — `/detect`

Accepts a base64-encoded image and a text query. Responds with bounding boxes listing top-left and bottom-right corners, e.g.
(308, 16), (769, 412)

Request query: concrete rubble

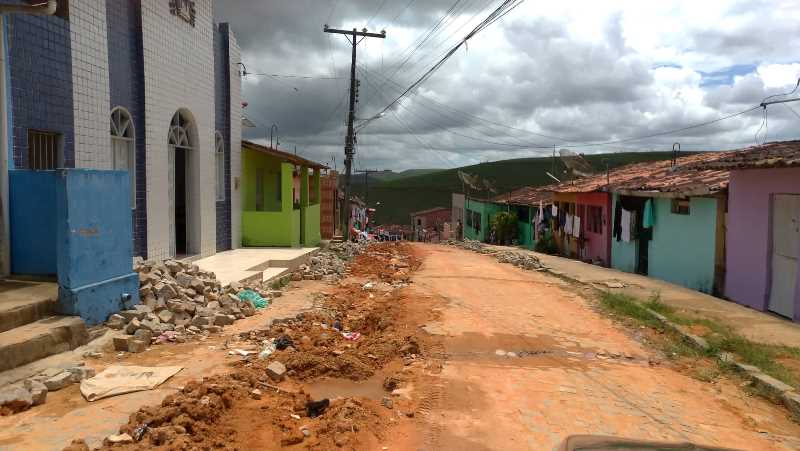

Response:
(0, 364), (96, 414)
(446, 239), (546, 270)
(104, 258), (273, 352)
(291, 241), (369, 282)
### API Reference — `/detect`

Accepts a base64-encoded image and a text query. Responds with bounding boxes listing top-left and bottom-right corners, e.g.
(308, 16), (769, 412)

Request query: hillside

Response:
(349, 152), (693, 225)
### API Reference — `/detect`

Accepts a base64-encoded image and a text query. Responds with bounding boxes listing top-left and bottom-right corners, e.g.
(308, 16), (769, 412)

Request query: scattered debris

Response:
(446, 239), (547, 270)
(266, 361), (288, 381)
(306, 398), (330, 418)
(80, 365), (183, 402)
(291, 241), (369, 282)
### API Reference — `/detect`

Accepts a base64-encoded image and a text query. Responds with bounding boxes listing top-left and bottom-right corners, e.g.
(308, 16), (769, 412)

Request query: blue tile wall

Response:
(8, 11), (74, 169)
(214, 24), (232, 252)
(107, 0), (148, 258)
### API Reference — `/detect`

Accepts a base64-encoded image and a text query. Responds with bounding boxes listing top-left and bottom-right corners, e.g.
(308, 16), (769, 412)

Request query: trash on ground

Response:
(342, 331), (361, 341)
(306, 398), (330, 418)
(275, 335), (294, 350)
(238, 289), (269, 309)
(80, 365), (183, 402)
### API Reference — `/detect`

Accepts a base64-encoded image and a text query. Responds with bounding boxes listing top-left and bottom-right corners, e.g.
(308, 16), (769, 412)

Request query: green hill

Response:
(348, 152), (691, 225)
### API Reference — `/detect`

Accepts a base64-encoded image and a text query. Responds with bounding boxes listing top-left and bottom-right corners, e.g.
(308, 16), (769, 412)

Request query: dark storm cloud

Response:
(215, 1), (800, 170)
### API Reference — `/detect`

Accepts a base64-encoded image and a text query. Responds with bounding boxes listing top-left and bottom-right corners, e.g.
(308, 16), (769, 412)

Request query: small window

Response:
(111, 108), (135, 208)
(215, 132), (225, 201)
(671, 198), (690, 215)
(27, 130), (61, 170)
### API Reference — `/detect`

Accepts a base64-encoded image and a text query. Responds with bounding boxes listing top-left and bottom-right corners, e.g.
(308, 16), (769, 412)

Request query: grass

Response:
(600, 291), (800, 388)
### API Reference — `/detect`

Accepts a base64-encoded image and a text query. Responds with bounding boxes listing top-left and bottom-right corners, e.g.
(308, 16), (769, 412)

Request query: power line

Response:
(243, 72), (347, 80)
(389, 0), (417, 24)
(366, 0), (389, 28)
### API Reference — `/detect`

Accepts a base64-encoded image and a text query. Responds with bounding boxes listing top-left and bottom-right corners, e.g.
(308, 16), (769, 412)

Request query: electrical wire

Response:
(784, 103), (800, 122)
(366, 0), (389, 28)
(389, 0), (417, 24)
(243, 72), (346, 80)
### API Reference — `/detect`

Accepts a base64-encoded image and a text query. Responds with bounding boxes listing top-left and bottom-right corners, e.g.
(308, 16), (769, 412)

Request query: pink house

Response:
(701, 142), (800, 321)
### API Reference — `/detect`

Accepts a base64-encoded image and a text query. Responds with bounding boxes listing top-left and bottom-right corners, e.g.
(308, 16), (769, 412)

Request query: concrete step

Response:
(0, 281), (58, 334)
(0, 316), (88, 372)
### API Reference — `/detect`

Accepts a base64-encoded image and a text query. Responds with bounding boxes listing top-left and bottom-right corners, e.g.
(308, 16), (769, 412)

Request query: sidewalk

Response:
(486, 245), (800, 348)
(194, 247), (318, 286)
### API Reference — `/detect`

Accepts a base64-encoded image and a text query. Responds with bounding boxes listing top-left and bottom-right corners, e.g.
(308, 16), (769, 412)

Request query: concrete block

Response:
(157, 310), (175, 324)
(733, 362), (761, 374)
(751, 372), (794, 398)
(114, 336), (132, 352)
(782, 391), (800, 417)
(43, 372), (73, 391)
(0, 386), (33, 413)
(175, 272), (193, 288)
(128, 339), (147, 353)
(125, 318), (142, 335)
(23, 379), (48, 406)
(134, 328), (153, 343)
(191, 316), (210, 327)
(67, 366), (96, 382)
(266, 361), (287, 381)
(106, 314), (127, 330)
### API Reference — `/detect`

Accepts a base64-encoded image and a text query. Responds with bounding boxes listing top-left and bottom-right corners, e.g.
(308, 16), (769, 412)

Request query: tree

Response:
(491, 211), (517, 245)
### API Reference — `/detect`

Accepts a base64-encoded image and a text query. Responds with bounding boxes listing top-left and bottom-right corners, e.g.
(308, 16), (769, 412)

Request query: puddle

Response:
(305, 372), (386, 401)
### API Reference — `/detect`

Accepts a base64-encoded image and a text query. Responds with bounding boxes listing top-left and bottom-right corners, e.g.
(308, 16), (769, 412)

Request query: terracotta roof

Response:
(551, 152), (733, 196)
(242, 140), (328, 169)
(410, 206), (450, 217)
(492, 186), (554, 206)
(692, 140), (800, 170)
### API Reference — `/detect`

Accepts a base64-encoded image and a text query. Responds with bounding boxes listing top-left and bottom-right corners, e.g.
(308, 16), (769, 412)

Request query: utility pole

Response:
(324, 25), (386, 237)
(355, 169), (381, 207)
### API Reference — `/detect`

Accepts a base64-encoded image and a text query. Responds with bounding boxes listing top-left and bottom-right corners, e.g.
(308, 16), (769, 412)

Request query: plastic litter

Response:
(238, 290), (269, 309)
(275, 335), (294, 350)
(306, 398), (330, 418)
(332, 320), (342, 331)
(258, 340), (276, 359)
(341, 332), (361, 341)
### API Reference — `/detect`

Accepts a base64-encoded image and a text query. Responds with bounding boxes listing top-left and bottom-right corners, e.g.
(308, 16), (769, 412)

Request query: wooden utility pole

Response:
(324, 25), (386, 237)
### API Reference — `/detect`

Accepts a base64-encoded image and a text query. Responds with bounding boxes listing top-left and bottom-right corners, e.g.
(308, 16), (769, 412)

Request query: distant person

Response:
(456, 220), (463, 241)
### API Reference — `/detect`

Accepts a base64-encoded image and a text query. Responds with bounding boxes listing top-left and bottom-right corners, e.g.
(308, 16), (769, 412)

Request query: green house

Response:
(241, 141), (326, 247)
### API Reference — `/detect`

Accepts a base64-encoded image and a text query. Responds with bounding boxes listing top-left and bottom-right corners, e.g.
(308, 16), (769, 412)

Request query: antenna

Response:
(558, 149), (595, 178)
(672, 142), (680, 167)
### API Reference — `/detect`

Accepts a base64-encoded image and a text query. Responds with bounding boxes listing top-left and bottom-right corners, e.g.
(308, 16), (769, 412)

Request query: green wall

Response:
(648, 196), (718, 293)
(463, 199), (506, 242)
(241, 148), (320, 247)
(610, 193), (719, 293)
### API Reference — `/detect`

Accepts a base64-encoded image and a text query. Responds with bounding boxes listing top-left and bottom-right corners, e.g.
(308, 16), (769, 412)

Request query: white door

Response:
(769, 194), (800, 318)
(168, 145), (176, 258)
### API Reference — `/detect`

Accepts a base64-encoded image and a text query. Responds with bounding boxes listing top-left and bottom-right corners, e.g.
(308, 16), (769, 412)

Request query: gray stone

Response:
(125, 318), (142, 334)
(733, 362), (761, 374)
(139, 319), (160, 333)
(67, 366), (96, 383)
(175, 272), (194, 288)
(381, 396), (393, 409)
(191, 316), (210, 327)
(119, 310), (144, 322)
(204, 325), (223, 334)
(164, 260), (182, 274)
(0, 386), (33, 413)
(114, 336), (132, 352)
(166, 299), (185, 312)
(206, 301), (220, 310)
(223, 294), (240, 307)
(158, 310), (175, 324)
(40, 368), (62, 378)
(187, 325), (202, 334)
(134, 304), (153, 315)
(173, 311), (192, 326)
(266, 361), (287, 381)
(190, 279), (205, 292)
(156, 283), (178, 300)
(106, 314), (127, 330)
(213, 313), (234, 326)
(133, 329), (153, 344)
(782, 391), (800, 417)
(43, 372), (73, 391)
(128, 339), (147, 353)
(682, 333), (709, 350)
(23, 379), (48, 406)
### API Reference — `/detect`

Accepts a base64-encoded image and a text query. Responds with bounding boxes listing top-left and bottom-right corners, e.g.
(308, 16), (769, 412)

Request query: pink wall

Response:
(725, 168), (800, 321)
(577, 192), (612, 266)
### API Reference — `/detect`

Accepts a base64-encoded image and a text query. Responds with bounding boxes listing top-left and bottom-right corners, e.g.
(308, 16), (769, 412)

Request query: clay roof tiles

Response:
(692, 140), (800, 170)
(491, 186), (554, 206)
(243, 140), (328, 170)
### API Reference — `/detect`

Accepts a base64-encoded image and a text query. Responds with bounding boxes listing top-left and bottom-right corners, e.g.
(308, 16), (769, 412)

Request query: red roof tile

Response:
(492, 186), (554, 206)
(692, 140), (800, 170)
(243, 140), (328, 169)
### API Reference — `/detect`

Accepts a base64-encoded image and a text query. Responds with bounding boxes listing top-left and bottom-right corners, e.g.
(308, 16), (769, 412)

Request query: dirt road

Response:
(407, 244), (800, 450)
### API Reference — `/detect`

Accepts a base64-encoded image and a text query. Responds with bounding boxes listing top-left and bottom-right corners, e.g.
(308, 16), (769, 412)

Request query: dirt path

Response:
(407, 244), (800, 450)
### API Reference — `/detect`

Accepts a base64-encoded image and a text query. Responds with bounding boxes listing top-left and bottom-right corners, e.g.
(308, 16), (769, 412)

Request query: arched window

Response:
(111, 107), (135, 208)
(215, 132), (225, 201)
(168, 111), (193, 149)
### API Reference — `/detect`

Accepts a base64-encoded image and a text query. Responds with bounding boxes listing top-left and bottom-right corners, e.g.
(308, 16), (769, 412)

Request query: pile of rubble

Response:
(495, 251), (546, 271)
(445, 239), (547, 271)
(292, 241), (370, 282)
(106, 259), (278, 353)
(0, 365), (95, 415)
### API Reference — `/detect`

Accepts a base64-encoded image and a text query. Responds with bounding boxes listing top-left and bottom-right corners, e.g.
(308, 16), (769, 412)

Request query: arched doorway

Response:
(168, 110), (194, 257)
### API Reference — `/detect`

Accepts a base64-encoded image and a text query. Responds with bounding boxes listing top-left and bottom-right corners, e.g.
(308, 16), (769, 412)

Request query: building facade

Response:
(4, 0), (242, 261)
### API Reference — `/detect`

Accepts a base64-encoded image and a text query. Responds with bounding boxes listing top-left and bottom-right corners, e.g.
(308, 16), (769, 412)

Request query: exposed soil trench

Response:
(66, 242), (436, 451)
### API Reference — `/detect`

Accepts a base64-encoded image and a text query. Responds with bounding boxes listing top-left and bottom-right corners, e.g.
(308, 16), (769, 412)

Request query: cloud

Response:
(215, 0), (800, 170)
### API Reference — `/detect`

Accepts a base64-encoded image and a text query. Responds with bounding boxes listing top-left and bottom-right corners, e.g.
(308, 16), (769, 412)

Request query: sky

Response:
(215, 0), (800, 171)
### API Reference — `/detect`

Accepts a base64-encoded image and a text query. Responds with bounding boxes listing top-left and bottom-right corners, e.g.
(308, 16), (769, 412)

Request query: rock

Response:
(158, 310), (175, 324)
(204, 325), (223, 334)
(213, 313), (234, 326)
(782, 391), (800, 418)
(604, 281), (625, 289)
(23, 379), (48, 406)
(134, 328), (153, 344)
(495, 349), (507, 357)
(67, 366), (96, 383)
(175, 272), (194, 288)
(125, 318), (142, 335)
(43, 372), (73, 391)
(223, 293), (240, 307)
(266, 361), (287, 381)
(207, 301), (220, 310)
(128, 339), (147, 353)
(381, 396), (394, 409)
(173, 311), (192, 326)
(106, 314), (127, 330)
(250, 389), (262, 400)
(164, 260), (182, 275)
(119, 310), (144, 322)
(240, 302), (256, 317)
(291, 273), (302, 281)
(105, 433), (134, 445)
(229, 281), (242, 292)
(139, 319), (160, 333)
(190, 279), (205, 292)
(191, 316), (210, 327)
(0, 386), (33, 413)
(156, 283), (178, 300)
(40, 368), (63, 378)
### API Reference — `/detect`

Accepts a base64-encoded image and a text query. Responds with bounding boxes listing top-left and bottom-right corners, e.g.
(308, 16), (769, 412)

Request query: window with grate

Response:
(27, 130), (61, 170)
(215, 132), (225, 201)
(111, 108), (136, 208)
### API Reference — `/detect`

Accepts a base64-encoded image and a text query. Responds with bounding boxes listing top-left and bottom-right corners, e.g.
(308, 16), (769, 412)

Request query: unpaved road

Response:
(406, 244), (800, 450)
